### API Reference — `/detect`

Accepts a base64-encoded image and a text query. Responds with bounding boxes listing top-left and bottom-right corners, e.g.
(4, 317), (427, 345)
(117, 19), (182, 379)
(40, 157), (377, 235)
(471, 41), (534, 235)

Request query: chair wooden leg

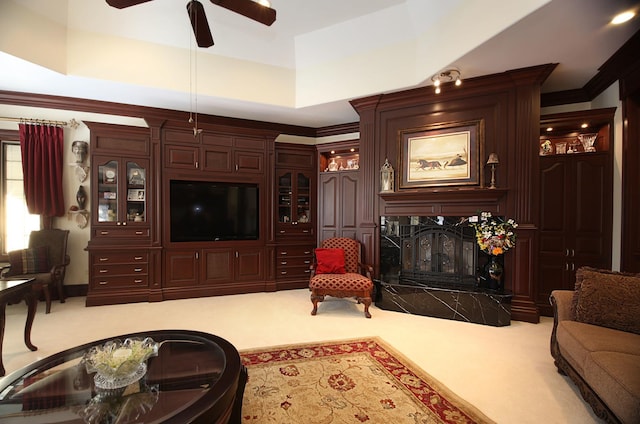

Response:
(310, 292), (324, 316)
(56, 280), (65, 304)
(361, 296), (372, 319)
(43, 284), (51, 314)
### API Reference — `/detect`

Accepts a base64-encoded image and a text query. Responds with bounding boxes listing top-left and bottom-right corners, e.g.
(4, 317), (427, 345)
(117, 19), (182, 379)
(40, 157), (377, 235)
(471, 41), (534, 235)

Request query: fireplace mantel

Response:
(379, 188), (508, 216)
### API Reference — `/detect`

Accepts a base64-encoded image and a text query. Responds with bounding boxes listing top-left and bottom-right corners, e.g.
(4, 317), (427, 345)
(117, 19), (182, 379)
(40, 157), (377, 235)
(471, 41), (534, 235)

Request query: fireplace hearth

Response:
(376, 216), (512, 326)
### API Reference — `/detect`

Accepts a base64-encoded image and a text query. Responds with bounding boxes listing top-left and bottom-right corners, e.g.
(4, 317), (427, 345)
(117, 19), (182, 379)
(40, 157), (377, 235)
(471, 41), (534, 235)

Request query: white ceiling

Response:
(0, 0), (639, 128)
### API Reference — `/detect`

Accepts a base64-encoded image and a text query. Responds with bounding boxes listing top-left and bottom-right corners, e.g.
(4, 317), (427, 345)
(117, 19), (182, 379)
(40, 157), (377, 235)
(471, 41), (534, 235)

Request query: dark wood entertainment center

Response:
(85, 119), (321, 306)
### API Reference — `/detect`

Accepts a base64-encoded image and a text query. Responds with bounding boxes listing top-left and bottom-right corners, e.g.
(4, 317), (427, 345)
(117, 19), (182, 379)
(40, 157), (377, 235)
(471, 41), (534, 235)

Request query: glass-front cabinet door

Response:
(125, 160), (147, 223)
(296, 172), (311, 224)
(95, 156), (148, 225)
(277, 171), (293, 224)
(276, 170), (311, 225)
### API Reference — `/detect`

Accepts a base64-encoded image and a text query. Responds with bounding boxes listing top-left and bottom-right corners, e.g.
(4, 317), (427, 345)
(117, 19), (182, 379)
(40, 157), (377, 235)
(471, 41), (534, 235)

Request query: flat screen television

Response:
(169, 180), (259, 242)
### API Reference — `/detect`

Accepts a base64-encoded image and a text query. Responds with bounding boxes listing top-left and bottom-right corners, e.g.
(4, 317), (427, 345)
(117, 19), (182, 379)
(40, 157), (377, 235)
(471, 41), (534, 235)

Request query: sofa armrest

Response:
(550, 290), (575, 322)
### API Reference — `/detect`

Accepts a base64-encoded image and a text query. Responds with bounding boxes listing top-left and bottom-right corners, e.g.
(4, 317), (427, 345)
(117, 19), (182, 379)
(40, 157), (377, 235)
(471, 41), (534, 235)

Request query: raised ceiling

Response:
(0, 0), (638, 127)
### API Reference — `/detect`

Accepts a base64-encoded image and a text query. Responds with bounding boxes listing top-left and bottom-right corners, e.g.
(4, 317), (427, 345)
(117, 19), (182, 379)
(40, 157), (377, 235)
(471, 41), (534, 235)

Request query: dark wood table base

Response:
(0, 278), (38, 376)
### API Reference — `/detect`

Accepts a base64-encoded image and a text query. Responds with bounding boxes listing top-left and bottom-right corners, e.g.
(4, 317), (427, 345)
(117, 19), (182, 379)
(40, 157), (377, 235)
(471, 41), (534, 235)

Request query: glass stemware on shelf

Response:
(578, 133), (598, 152)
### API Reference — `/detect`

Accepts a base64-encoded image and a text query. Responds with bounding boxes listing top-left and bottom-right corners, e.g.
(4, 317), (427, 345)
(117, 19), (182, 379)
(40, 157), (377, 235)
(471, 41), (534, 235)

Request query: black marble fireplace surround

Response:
(376, 216), (512, 327)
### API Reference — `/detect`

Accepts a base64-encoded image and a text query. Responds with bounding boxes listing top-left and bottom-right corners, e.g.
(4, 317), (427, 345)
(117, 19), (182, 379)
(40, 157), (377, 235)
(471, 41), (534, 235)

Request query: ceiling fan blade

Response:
(106, 0), (153, 9)
(187, 1), (214, 48)
(210, 0), (276, 26)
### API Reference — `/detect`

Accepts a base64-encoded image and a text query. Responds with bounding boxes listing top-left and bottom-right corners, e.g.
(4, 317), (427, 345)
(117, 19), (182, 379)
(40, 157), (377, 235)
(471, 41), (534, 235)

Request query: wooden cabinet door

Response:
(164, 250), (199, 288)
(537, 152), (612, 314)
(235, 248), (264, 281)
(201, 249), (233, 285)
(165, 144), (198, 170)
(318, 171), (359, 240)
(201, 145), (233, 173)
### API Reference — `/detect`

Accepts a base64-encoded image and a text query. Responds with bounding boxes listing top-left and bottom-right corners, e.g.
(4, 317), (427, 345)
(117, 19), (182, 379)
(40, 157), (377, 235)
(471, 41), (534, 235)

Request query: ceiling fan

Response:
(105, 0), (277, 48)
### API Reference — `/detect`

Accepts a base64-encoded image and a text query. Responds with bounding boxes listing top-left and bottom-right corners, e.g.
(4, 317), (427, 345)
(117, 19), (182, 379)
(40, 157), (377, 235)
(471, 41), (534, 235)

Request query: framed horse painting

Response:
(399, 119), (483, 188)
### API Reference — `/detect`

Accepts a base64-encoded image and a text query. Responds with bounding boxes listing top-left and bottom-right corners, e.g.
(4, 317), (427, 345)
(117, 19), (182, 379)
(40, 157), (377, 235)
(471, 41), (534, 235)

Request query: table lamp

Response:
(487, 153), (499, 189)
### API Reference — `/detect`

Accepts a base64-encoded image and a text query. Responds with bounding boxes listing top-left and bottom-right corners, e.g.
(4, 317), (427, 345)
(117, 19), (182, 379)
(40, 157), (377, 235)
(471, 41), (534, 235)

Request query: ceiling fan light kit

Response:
(106, 0), (277, 48)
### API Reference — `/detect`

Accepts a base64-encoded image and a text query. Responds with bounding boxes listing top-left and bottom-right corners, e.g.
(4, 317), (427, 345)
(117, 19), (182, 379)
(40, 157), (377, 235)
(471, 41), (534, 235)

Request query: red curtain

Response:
(19, 124), (65, 218)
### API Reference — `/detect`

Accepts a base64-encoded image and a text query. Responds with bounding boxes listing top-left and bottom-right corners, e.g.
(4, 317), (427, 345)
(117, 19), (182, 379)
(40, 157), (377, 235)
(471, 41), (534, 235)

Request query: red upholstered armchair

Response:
(309, 237), (374, 318)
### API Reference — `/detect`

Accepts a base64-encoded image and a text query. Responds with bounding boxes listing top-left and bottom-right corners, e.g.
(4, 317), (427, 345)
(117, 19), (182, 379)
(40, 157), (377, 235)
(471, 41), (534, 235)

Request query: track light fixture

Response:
(431, 68), (462, 94)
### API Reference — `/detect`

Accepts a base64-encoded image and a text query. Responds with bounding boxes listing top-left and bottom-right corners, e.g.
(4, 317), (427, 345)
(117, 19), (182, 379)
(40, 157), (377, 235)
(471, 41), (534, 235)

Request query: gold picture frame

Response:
(400, 120), (483, 188)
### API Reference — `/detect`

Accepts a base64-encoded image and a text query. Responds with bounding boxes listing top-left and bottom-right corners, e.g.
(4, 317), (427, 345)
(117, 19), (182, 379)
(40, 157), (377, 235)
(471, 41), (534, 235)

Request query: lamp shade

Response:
(487, 153), (499, 165)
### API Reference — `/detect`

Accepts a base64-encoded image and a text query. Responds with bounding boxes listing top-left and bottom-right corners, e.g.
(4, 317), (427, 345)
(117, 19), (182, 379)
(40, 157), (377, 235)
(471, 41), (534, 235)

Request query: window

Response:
(1, 138), (40, 255)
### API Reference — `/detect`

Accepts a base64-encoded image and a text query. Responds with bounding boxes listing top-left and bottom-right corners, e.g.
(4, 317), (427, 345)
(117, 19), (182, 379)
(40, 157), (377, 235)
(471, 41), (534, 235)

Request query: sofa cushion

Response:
(584, 351), (640, 424)
(314, 248), (346, 274)
(8, 246), (50, 275)
(556, 321), (640, 374)
(573, 269), (640, 335)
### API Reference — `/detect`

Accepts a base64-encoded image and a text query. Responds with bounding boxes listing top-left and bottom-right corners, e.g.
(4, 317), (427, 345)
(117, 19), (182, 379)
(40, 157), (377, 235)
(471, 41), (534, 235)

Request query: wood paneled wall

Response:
(351, 64), (556, 323)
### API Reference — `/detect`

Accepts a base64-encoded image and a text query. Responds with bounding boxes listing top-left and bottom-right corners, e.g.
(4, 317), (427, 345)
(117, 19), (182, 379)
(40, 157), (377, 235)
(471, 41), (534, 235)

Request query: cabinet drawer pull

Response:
(134, 268), (143, 272)
(302, 229), (310, 233)
(281, 261), (287, 265)
(100, 231), (110, 235)
(135, 231), (144, 235)
(99, 257), (109, 262)
(99, 269), (108, 273)
(279, 230), (286, 234)
(304, 260), (310, 264)
(99, 281), (108, 285)
(280, 252), (287, 255)
(304, 251), (311, 254)
(134, 279), (143, 284)
(565, 263), (569, 271)
(134, 256), (143, 260)
(304, 269), (311, 273)
(280, 271), (287, 275)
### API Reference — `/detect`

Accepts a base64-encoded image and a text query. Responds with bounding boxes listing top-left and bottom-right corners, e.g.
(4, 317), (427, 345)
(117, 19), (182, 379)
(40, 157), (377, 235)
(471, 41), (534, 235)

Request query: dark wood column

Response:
(350, 95), (382, 269)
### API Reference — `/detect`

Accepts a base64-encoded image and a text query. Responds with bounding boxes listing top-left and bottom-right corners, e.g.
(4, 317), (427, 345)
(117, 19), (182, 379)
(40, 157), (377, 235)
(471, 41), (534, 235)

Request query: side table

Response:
(0, 278), (39, 376)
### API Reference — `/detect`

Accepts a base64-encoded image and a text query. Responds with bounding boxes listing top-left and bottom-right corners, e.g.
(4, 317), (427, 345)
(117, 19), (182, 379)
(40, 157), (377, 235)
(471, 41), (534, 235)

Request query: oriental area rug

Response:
(239, 337), (495, 424)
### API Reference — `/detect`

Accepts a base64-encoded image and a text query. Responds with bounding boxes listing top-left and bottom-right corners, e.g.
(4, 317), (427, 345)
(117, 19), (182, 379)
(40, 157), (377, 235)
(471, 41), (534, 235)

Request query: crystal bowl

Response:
(84, 337), (159, 390)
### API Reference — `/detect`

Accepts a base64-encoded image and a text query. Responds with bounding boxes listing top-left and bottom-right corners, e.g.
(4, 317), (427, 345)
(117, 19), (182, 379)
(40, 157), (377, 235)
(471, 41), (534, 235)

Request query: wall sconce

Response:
(431, 68), (462, 94)
(486, 153), (499, 189)
(380, 158), (394, 193)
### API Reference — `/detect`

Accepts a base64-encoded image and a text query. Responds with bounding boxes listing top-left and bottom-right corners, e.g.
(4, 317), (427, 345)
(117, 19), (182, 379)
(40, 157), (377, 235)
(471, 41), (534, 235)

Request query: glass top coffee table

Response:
(0, 330), (247, 424)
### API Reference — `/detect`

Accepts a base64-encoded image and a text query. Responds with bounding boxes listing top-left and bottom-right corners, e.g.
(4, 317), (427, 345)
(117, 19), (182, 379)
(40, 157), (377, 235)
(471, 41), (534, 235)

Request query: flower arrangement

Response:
(84, 337), (158, 389)
(471, 212), (518, 255)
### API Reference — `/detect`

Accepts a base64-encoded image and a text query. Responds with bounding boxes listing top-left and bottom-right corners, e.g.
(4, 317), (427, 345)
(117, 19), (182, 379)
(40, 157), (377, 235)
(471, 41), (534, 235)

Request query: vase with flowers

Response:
(471, 212), (518, 291)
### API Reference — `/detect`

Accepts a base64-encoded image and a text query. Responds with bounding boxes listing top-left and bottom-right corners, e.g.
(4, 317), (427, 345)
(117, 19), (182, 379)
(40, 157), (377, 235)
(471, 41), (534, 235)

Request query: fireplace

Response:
(376, 216), (512, 326)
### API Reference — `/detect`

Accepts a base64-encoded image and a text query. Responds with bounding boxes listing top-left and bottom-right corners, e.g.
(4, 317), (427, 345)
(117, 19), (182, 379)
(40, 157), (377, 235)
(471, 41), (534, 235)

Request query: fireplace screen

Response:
(381, 216), (478, 289)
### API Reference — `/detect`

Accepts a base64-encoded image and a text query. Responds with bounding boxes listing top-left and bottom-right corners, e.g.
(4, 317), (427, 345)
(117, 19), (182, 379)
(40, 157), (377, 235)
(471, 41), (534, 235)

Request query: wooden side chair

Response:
(309, 237), (374, 318)
(2, 229), (70, 313)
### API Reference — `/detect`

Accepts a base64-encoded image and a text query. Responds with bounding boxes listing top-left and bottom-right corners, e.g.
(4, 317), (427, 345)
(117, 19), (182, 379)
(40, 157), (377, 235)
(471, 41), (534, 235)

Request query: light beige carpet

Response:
(240, 337), (495, 424)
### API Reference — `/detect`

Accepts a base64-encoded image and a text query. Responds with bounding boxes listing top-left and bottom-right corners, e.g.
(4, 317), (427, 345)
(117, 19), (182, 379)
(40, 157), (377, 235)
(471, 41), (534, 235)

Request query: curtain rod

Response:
(0, 116), (80, 128)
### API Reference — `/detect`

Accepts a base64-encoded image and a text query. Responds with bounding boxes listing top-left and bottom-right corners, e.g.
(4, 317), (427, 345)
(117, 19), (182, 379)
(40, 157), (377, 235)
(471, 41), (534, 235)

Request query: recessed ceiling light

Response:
(611, 10), (635, 25)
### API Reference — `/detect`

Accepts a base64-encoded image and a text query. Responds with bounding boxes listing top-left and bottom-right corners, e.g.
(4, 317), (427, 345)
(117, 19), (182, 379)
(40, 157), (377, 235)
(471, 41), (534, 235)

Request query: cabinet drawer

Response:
(277, 256), (313, 267)
(277, 246), (314, 258)
(277, 225), (313, 237)
(91, 275), (148, 290)
(92, 252), (148, 264)
(276, 266), (312, 278)
(93, 227), (150, 238)
(93, 263), (148, 276)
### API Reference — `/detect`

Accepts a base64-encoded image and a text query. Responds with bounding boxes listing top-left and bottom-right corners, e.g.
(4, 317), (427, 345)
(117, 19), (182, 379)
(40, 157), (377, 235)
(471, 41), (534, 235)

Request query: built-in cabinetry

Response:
(274, 144), (316, 289)
(537, 108), (615, 316)
(162, 127), (273, 300)
(317, 141), (360, 240)
(85, 122), (156, 306)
